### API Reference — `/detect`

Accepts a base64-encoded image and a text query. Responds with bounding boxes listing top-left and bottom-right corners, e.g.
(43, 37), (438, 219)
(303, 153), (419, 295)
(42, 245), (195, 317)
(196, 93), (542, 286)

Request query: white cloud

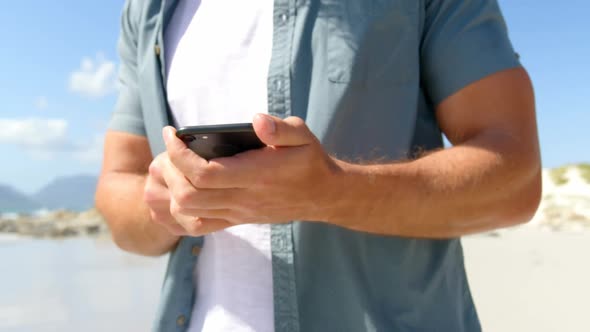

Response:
(68, 53), (117, 98)
(0, 118), (104, 162)
(35, 96), (48, 110)
(0, 118), (69, 150)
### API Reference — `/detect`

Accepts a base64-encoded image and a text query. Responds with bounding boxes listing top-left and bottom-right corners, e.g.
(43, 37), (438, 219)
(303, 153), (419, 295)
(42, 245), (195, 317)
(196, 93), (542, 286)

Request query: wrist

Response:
(310, 159), (365, 225)
(312, 160), (411, 232)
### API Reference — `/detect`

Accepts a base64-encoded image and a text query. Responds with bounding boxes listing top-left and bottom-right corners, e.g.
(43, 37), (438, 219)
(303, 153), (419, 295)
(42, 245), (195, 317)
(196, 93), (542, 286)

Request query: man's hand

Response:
(159, 114), (342, 235)
(96, 132), (180, 256)
(143, 153), (186, 236)
(145, 68), (539, 239)
(145, 152), (235, 237)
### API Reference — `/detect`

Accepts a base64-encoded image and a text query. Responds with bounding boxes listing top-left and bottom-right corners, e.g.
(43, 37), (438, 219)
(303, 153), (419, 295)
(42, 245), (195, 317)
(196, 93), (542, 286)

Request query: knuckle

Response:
(169, 202), (182, 217)
(144, 196), (157, 208)
(150, 210), (165, 224)
(191, 167), (215, 187)
(184, 221), (202, 237)
(288, 116), (306, 128)
(148, 162), (160, 177)
(149, 210), (158, 222)
(143, 181), (158, 203)
(144, 183), (165, 205)
(143, 186), (155, 204)
(174, 187), (195, 207)
(149, 153), (167, 174)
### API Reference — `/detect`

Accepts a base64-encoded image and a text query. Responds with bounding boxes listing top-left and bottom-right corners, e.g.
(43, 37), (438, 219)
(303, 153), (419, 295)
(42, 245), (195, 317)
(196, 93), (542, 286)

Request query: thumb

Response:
(253, 114), (316, 147)
(162, 126), (207, 176)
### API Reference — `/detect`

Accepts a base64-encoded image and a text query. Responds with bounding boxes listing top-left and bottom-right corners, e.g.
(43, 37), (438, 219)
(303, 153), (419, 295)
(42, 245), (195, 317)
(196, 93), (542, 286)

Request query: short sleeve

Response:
(108, 0), (146, 136)
(421, 0), (521, 105)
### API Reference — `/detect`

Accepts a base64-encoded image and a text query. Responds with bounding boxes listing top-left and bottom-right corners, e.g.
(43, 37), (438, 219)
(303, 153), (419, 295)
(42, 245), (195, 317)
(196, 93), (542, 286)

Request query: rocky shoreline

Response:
(1, 165), (589, 239)
(1, 204), (589, 240)
(0, 209), (108, 238)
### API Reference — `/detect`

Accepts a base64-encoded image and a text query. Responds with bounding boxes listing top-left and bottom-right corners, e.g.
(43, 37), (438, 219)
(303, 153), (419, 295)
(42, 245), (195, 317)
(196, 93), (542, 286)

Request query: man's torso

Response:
(110, 0), (520, 330)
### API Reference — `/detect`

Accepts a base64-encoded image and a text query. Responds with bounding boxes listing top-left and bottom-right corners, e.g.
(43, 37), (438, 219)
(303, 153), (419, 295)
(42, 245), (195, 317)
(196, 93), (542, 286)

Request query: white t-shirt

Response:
(164, 0), (275, 331)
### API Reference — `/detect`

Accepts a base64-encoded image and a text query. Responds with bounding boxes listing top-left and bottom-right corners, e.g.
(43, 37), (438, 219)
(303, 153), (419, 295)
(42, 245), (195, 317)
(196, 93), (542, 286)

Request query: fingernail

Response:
(162, 127), (173, 143)
(259, 114), (276, 135)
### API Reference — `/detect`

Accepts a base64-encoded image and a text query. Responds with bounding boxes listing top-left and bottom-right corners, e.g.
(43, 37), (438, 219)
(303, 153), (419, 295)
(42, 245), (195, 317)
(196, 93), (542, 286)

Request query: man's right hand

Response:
(144, 152), (234, 237)
(143, 153), (186, 236)
(96, 132), (179, 256)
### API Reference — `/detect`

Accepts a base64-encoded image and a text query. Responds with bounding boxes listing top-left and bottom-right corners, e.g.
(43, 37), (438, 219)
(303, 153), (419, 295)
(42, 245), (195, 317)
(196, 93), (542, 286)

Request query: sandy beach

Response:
(0, 226), (588, 332)
(464, 227), (590, 332)
(0, 236), (168, 332)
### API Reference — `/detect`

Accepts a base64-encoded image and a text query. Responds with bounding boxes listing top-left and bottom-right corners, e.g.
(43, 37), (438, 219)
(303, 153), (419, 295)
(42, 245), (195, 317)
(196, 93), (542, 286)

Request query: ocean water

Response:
(0, 236), (168, 332)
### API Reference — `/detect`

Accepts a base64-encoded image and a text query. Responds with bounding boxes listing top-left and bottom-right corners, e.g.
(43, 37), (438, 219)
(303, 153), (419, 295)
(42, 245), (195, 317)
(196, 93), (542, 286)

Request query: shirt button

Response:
(176, 315), (186, 326)
(274, 79), (283, 91)
(191, 245), (201, 256)
(280, 13), (288, 22)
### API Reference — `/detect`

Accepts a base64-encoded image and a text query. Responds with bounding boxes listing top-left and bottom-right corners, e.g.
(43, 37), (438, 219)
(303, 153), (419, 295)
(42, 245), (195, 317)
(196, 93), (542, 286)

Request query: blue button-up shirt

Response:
(109, 0), (520, 331)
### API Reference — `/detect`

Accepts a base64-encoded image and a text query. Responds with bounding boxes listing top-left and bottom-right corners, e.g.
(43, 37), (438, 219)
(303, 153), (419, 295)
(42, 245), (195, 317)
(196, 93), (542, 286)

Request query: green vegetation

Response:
(548, 163), (590, 186)
(577, 164), (590, 184)
(549, 167), (569, 186)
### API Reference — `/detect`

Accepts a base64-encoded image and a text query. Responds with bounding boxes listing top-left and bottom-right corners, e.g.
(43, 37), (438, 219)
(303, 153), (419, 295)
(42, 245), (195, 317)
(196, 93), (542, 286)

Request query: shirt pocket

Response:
(326, 0), (420, 84)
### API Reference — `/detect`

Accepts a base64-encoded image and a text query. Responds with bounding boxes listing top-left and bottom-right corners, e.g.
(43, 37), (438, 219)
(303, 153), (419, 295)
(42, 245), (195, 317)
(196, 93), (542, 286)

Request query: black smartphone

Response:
(176, 123), (265, 160)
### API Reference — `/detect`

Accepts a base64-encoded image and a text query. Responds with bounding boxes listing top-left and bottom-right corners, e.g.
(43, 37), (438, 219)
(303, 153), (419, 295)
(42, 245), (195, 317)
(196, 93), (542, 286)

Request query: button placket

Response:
(268, 1), (301, 330)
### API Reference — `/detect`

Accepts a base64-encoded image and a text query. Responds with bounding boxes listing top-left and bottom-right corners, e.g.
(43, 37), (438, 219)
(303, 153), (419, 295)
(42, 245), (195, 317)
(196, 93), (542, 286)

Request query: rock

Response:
(2, 165), (590, 238)
(0, 208), (109, 238)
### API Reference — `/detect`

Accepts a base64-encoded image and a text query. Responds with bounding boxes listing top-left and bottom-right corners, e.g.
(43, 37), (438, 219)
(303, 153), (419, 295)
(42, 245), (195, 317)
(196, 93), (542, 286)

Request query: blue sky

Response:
(0, 0), (588, 194)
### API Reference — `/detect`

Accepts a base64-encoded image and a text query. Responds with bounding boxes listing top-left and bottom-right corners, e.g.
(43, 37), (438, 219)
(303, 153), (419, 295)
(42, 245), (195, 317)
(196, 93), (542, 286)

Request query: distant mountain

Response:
(33, 175), (98, 212)
(0, 185), (41, 213)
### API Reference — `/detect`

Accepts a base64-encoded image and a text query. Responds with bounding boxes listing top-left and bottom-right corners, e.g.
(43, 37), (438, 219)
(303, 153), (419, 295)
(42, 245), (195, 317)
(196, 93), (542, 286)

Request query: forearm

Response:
(95, 172), (179, 256)
(323, 130), (542, 238)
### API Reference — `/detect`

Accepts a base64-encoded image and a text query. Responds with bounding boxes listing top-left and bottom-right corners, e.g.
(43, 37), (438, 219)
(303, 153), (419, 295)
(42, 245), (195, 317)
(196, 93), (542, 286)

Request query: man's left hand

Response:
(161, 114), (343, 233)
